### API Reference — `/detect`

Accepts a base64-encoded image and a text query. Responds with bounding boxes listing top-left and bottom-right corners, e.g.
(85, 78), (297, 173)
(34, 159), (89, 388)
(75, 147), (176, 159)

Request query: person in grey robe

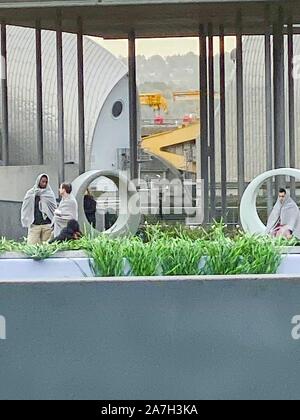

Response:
(21, 174), (57, 244)
(52, 183), (78, 238)
(266, 188), (300, 239)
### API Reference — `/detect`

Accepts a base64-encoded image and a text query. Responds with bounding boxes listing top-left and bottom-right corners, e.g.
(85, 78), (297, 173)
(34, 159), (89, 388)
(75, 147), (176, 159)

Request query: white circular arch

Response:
(240, 168), (300, 235)
(72, 170), (141, 238)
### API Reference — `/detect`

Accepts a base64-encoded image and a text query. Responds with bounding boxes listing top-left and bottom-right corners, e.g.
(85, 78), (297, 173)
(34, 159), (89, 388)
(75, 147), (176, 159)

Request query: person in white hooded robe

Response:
(266, 188), (300, 239)
(21, 174), (57, 244)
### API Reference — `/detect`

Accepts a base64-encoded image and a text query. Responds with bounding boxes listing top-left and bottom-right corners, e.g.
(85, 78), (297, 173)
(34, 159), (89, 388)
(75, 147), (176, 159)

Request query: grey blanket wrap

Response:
(21, 174), (57, 228)
(266, 194), (300, 239)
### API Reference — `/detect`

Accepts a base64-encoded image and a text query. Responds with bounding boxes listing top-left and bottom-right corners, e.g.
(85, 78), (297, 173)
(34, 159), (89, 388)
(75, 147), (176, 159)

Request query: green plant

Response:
(203, 233), (283, 275)
(56, 236), (93, 253)
(0, 237), (19, 254)
(143, 223), (207, 242)
(232, 234), (283, 275)
(124, 238), (162, 276)
(88, 236), (125, 277)
(21, 243), (61, 261)
(0, 223), (288, 276)
(160, 238), (206, 276)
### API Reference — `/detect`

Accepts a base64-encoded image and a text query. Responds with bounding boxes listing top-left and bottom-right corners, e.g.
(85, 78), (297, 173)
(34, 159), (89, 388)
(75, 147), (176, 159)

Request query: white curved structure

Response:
(1, 26), (134, 172)
(72, 170), (141, 238)
(240, 168), (300, 235)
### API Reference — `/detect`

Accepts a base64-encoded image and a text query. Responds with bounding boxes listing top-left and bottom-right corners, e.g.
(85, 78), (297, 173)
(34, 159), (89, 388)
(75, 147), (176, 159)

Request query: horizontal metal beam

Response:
(0, 2), (298, 38)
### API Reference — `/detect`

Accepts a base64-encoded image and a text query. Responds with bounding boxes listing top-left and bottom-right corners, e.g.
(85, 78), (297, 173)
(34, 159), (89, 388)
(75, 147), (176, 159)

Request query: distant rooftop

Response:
(0, 1), (296, 38)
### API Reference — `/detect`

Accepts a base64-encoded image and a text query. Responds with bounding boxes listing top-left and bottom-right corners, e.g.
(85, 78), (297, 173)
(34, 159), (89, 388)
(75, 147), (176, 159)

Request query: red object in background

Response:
(183, 114), (193, 125)
(154, 115), (164, 125)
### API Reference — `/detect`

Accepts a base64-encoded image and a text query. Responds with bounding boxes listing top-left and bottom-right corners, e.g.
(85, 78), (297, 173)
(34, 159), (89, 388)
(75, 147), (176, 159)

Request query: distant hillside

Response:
(122, 51), (235, 120)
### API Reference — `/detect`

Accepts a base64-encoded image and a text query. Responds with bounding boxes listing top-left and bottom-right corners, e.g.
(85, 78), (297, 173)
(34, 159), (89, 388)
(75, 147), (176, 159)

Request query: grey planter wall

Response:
(0, 276), (300, 400)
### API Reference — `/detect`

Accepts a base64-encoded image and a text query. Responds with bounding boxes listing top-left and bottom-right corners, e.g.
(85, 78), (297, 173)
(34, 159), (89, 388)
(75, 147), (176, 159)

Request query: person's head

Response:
(67, 219), (81, 234)
(279, 188), (287, 204)
(38, 175), (48, 190)
(59, 183), (72, 197)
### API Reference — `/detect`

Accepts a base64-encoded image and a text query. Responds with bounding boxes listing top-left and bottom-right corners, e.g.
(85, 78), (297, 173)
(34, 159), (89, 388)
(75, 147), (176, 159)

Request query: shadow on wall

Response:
(0, 201), (27, 240)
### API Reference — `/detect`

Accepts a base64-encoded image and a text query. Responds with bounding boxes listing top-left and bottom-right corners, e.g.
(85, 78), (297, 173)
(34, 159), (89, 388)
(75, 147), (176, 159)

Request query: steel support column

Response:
(1, 23), (8, 166)
(35, 22), (43, 165)
(128, 31), (138, 181)
(236, 15), (245, 201)
(199, 26), (209, 224)
(265, 11), (273, 214)
(288, 20), (296, 198)
(219, 26), (227, 221)
(208, 25), (216, 221)
(273, 8), (286, 190)
(77, 17), (85, 175)
(56, 11), (65, 186)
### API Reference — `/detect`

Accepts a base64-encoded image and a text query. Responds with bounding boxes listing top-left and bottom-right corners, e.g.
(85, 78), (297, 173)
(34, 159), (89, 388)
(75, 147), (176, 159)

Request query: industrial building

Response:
(1, 26), (131, 171)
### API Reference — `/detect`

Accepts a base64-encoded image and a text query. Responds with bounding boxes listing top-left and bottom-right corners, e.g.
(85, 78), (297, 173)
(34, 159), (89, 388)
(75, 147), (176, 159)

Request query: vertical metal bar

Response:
(273, 7), (286, 190)
(1, 23), (8, 165)
(219, 25), (227, 221)
(77, 16), (85, 175)
(35, 22), (43, 165)
(199, 25), (209, 224)
(128, 31), (138, 181)
(265, 9), (273, 214)
(56, 11), (65, 185)
(236, 13), (245, 201)
(288, 20), (296, 198)
(208, 24), (216, 221)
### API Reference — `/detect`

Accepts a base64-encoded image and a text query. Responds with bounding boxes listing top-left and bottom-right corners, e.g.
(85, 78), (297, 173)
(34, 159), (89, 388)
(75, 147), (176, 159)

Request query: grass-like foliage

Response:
(203, 227), (284, 275)
(0, 237), (19, 254)
(124, 238), (162, 277)
(21, 243), (62, 261)
(0, 223), (290, 276)
(160, 238), (206, 276)
(89, 237), (125, 277)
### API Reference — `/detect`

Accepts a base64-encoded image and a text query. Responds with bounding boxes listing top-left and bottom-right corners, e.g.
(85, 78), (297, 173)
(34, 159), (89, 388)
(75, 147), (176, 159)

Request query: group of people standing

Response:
(21, 174), (81, 245)
(21, 173), (300, 244)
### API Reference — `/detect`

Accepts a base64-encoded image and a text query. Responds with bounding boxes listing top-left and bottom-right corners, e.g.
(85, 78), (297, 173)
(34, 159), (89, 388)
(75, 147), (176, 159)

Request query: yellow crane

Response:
(139, 93), (168, 113)
(173, 90), (219, 101)
(140, 91), (199, 172)
(172, 90), (201, 102)
(140, 90), (221, 172)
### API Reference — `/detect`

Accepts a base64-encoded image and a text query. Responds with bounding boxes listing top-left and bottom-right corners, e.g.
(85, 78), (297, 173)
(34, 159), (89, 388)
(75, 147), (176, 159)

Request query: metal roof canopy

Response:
(0, 1), (297, 38)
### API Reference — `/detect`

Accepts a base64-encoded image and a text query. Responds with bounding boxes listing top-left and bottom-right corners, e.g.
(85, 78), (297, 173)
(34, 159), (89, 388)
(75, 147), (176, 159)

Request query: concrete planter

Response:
(0, 249), (300, 279)
(0, 275), (300, 399)
(0, 251), (93, 279)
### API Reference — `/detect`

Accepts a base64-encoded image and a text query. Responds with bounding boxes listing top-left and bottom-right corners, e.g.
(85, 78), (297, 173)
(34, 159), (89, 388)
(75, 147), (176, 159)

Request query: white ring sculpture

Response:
(72, 170), (141, 238)
(240, 168), (300, 235)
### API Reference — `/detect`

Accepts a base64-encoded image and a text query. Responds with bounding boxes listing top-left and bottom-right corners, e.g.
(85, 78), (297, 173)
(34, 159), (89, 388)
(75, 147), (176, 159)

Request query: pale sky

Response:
(95, 37), (236, 58)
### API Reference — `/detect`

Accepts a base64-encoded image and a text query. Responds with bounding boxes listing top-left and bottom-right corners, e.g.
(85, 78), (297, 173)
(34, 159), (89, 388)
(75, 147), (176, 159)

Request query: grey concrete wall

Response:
(0, 164), (79, 239)
(0, 201), (26, 240)
(0, 164), (79, 202)
(0, 276), (300, 400)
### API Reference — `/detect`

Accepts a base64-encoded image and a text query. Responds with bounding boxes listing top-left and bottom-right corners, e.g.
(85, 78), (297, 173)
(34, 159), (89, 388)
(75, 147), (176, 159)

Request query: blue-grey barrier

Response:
(0, 276), (300, 400)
